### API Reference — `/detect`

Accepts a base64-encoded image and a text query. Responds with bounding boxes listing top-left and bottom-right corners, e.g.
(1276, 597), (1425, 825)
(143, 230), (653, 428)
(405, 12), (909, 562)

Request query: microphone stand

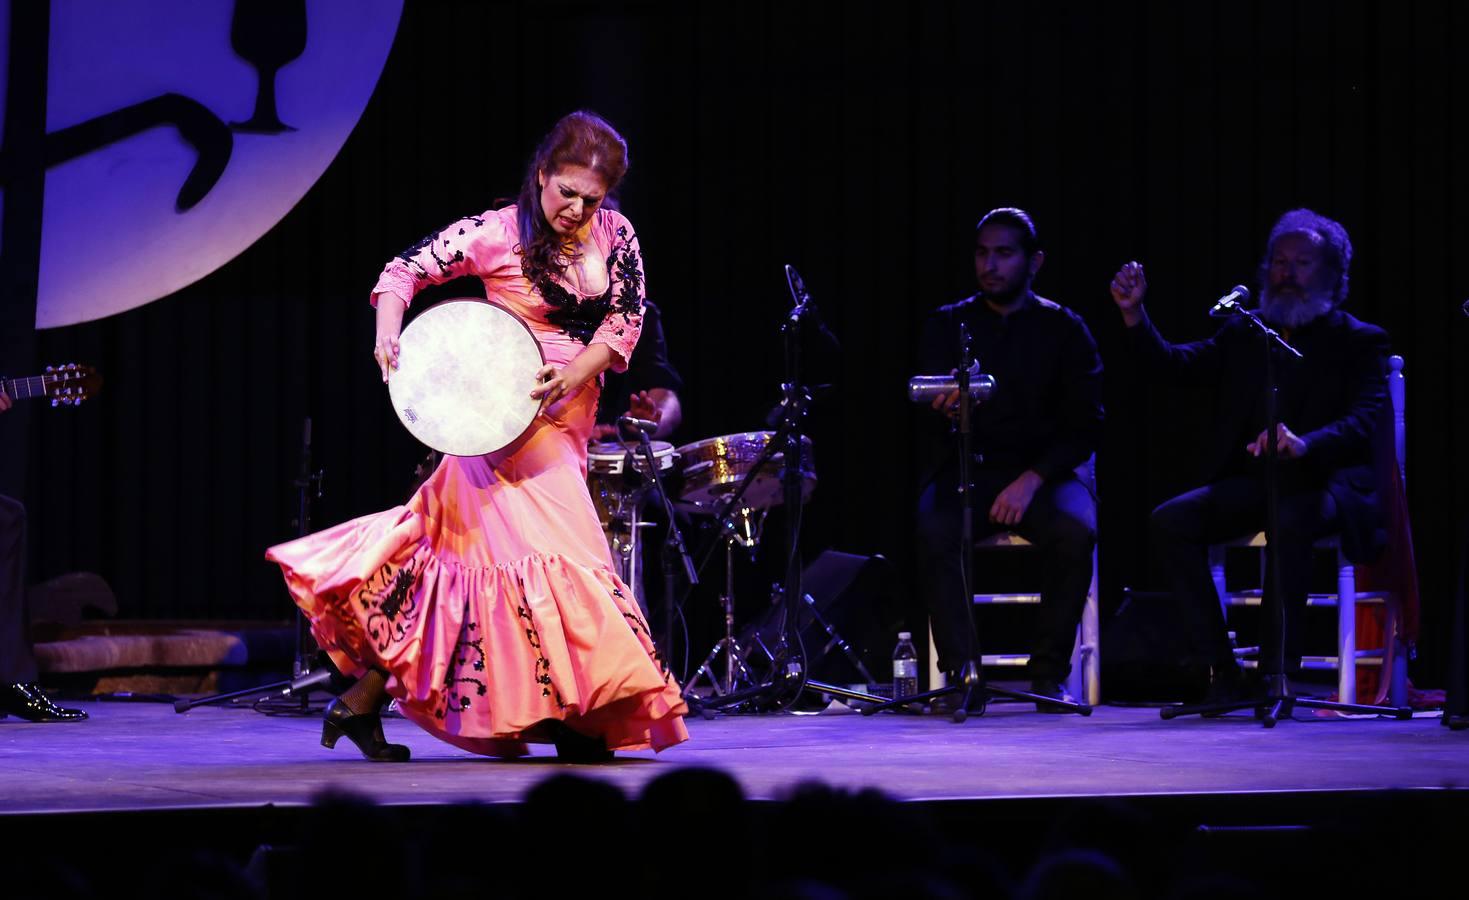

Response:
(694, 268), (888, 713)
(174, 418), (343, 713)
(1162, 306), (1410, 725)
(864, 322), (1090, 721)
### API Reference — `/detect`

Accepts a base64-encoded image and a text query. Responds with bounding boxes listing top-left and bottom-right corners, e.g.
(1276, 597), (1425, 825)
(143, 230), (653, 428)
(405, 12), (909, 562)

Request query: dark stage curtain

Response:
(23, 0), (1469, 686)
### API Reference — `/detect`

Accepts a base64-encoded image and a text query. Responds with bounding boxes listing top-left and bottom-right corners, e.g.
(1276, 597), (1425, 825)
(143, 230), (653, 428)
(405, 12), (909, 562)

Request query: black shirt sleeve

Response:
(1030, 310), (1104, 481)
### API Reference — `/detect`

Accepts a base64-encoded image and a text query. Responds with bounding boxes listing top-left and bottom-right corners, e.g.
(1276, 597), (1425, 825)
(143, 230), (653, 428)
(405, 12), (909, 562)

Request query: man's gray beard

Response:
(1259, 286), (1334, 329)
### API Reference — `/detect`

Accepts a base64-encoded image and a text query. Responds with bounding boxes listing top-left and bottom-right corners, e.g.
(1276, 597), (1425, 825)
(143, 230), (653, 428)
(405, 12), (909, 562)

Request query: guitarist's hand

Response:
(0, 390), (11, 412)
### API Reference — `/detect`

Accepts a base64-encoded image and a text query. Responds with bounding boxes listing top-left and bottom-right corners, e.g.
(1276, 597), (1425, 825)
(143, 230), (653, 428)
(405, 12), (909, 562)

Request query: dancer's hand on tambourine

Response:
(530, 364), (575, 404)
(374, 331), (401, 382)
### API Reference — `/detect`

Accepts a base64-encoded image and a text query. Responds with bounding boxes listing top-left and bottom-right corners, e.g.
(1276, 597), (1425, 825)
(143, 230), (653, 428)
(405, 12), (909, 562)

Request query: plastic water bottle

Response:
(892, 631), (919, 699)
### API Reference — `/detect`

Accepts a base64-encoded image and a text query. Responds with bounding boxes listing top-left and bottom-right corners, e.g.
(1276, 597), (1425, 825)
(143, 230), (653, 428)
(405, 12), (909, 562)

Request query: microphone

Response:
(1208, 285), (1252, 317)
(785, 264), (810, 304)
(617, 414), (659, 434)
(785, 264), (811, 326)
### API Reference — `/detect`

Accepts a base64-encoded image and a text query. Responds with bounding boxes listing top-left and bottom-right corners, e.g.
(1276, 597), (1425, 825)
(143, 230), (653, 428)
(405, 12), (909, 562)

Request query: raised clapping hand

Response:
(1246, 422), (1307, 459)
(1110, 261), (1148, 327)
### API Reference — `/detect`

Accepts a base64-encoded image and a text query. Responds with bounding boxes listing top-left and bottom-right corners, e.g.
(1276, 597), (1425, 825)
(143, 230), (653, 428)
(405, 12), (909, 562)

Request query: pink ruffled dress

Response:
(265, 206), (689, 756)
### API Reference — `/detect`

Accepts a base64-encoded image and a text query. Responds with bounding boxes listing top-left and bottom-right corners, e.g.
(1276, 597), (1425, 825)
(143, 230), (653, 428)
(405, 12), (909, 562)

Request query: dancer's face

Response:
(538, 165), (608, 236)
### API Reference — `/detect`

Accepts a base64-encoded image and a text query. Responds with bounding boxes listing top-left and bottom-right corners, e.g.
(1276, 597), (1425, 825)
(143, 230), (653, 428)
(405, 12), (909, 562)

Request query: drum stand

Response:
(686, 509), (764, 696)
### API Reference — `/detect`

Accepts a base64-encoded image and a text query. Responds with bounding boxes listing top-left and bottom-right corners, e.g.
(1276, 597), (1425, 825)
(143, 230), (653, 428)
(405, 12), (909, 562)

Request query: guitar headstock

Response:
(44, 364), (103, 407)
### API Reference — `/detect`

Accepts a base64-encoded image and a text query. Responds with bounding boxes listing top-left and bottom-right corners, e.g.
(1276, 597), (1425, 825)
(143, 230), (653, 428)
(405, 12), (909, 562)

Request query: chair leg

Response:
(1066, 629), (1084, 703)
(927, 618), (943, 691)
(1209, 545), (1228, 618)
(1337, 551), (1356, 704)
(1081, 547), (1101, 705)
(1388, 593), (1409, 708)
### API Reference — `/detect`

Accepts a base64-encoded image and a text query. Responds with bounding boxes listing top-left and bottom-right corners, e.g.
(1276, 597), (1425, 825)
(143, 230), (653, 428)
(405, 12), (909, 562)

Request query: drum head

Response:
(587, 440), (675, 476)
(388, 299), (544, 456)
(673, 431), (815, 512)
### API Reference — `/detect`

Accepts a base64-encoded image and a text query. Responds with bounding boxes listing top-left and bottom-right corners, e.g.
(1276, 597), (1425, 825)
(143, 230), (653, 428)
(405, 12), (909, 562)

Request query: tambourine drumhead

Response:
(586, 440), (676, 476)
(388, 299), (544, 456)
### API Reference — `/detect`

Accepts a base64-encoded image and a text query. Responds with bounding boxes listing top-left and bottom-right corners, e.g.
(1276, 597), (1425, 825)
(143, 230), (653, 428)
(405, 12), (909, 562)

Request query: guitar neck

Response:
(1, 374), (52, 400)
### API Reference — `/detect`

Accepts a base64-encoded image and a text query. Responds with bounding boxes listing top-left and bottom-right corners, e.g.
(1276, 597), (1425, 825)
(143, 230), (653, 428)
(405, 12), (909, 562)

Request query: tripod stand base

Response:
(173, 677), (296, 713)
(1161, 691), (1413, 726)
(863, 663), (1092, 722)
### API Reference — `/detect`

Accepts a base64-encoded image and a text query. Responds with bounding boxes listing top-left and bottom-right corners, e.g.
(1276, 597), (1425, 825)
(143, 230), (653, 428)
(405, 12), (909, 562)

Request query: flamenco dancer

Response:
(266, 111), (688, 762)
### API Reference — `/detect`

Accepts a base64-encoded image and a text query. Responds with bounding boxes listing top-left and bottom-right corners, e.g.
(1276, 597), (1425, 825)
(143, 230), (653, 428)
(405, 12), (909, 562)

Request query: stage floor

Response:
(2, 698), (1463, 815)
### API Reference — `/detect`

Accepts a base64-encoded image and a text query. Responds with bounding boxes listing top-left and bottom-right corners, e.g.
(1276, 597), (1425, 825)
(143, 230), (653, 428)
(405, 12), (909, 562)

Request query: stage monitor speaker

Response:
(739, 550), (905, 685)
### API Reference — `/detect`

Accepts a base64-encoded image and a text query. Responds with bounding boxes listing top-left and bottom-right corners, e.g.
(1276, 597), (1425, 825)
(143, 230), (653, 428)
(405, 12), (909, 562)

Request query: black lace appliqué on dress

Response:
(395, 214), (486, 278)
(615, 587), (671, 681)
(354, 553), (427, 653)
(435, 599), (488, 720)
(515, 578), (566, 709)
(538, 225), (643, 345)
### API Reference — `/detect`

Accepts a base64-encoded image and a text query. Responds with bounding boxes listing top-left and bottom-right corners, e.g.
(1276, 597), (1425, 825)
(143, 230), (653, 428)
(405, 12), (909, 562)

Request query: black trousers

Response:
(1149, 472), (1340, 676)
(917, 466), (1096, 681)
(0, 494), (35, 683)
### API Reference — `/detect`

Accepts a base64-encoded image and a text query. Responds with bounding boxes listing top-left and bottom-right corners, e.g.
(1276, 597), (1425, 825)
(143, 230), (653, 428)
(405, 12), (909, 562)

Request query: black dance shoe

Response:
(320, 698), (411, 762)
(0, 682), (88, 722)
(551, 722), (614, 763)
(1030, 680), (1082, 713)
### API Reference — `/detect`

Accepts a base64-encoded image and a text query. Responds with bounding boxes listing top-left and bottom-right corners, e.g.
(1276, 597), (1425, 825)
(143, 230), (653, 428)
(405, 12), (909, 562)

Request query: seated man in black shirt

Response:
(1109, 209), (1389, 700)
(0, 389), (87, 721)
(917, 208), (1103, 708)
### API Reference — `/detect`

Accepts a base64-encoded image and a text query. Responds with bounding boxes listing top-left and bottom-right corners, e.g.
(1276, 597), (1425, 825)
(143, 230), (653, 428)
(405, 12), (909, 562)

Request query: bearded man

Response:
(1109, 208), (1390, 701)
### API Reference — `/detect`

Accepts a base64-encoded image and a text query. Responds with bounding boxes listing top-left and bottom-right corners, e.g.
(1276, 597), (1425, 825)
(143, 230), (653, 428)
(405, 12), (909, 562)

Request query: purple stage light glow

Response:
(0, 0), (402, 328)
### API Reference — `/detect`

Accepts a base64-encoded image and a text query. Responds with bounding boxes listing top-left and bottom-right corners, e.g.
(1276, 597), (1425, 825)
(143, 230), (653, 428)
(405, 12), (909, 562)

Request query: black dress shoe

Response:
(1030, 680), (1082, 712)
(0, 682), (88, 722)
(320, 698), (411, 762)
